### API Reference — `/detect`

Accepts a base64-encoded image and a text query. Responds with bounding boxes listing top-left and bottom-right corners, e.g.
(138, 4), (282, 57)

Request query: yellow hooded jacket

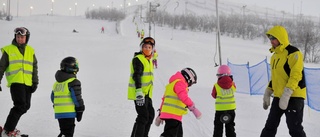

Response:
(266, 26), (306, 99)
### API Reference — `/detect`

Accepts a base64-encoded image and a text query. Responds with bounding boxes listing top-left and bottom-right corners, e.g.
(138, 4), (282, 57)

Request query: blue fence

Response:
(228, 58), (320, 112)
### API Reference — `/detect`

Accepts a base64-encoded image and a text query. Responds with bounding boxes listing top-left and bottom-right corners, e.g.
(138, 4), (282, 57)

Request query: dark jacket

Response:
(132, 52), (145, 89)
(0, 39), (39, 86)
(51, 70), (84, 109)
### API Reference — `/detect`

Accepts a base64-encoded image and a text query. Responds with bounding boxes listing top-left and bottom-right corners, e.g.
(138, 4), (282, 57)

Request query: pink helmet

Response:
(217, 65), (231, 77)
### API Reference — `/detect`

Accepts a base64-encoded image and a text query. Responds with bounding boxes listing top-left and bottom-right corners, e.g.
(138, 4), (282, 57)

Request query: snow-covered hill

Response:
(0, 10), (320, 137)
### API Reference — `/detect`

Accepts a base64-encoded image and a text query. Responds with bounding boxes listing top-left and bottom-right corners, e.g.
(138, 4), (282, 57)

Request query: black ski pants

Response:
(260, 97), (306, 137)
(213, 110), (236, 137)
(4, 83), (32, 132)
(160, 119), (183, 137)
(57, 118), (75, 137)
(131, 96), (155, 137)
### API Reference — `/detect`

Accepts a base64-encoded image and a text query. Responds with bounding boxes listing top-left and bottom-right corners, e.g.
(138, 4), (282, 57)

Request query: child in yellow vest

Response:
(155, 68), (202, 137)
(152, 49), (158, 68)
(51, 57), (85, 137)
(211, 65), (236, 137)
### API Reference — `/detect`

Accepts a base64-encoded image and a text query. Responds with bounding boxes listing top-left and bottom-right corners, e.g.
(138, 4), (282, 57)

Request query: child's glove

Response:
(263, 88), (273, 110)
(76, 105), (85, 122)
(135, 88), (144, 106)
(188, 105), (202, 119)
(279, 87), (293, 110)
(154, 115), (163, 126)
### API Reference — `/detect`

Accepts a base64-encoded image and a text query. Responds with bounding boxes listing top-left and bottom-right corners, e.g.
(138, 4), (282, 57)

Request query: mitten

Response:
(31, 84), (38, 93)
(76, 105), (85, 122)
(135, 88), (145, 106)
(188, 105), (202, 119)
(263, 88), (273, 110)
(279, 87), (293, 110)
(154, 115), (163, 126)
(76, 112), (83, 122)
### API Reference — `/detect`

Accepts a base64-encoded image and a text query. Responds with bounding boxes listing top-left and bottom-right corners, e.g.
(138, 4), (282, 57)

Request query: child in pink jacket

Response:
(155, 68), (202, 137)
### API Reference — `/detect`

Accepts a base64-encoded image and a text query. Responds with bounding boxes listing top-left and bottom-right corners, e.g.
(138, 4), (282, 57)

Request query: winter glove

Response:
(135, 88), (145, 106)
(263, 88), (273, 110)
(188, 105), (202, 119)
(31, 84), (38, 93)
(0, 85), (2, 91)
(155, 115), (163, 126)
(279, 87), (293, 110)
(155, 109), (163, 126)
(76, 105), (85, 122)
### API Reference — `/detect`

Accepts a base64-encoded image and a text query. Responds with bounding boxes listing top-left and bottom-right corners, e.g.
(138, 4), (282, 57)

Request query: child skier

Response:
(152, 49), (158, 69)
(155, 67), (202, 137)
(128, 37), (156, 137)
(212, 65), (236, 137)
(51, 56), (85, 137)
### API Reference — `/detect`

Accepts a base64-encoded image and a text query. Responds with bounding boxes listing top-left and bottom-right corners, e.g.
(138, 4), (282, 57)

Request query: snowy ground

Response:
(0, 13), (320, 137)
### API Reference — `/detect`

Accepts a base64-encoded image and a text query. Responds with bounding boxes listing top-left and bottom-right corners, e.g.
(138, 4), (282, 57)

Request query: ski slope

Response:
(0, 13), (320, 137)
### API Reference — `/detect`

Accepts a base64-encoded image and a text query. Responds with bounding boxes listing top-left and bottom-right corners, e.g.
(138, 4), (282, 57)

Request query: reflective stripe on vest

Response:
(53, 78), (76, 114)
(128, 54), (154, 100)
(215, 83), (236, 111)
(161, 79), (188, 116)
(1, 45), (34, 87)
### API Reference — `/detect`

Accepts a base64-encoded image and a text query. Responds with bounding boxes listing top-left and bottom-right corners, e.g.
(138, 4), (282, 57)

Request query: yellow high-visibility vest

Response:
(1, 45), (34, 87)
(128, 54), (154, 100)
(215, 83), (236, 111)
(53, 78), (76, 114)
(161, 79), (188, 116)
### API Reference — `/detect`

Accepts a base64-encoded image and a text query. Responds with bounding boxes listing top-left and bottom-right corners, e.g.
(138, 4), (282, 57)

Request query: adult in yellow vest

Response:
(0, 27), (39, 137)
(211, 65), (236, 137)
(128, 37), (155, 137)
(261, 25), (306, 137)
(51, 56), (85, 137)
(155, 68), (201, 137)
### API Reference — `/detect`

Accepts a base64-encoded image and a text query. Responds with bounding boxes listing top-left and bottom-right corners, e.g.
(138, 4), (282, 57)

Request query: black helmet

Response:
(181, 67), (197, 87)
(60, 56), (79, 74)
(14, 27), (31, 44)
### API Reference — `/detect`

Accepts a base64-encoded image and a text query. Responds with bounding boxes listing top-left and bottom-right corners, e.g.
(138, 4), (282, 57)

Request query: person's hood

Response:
(169, 71), (187, 86)
(55, 70), (77, 82)
(217, 76), (233, 89)
(266, 26), (290, 53)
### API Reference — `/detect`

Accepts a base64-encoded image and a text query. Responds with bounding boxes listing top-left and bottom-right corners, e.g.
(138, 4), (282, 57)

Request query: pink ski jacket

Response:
(159, 72), (194, 121)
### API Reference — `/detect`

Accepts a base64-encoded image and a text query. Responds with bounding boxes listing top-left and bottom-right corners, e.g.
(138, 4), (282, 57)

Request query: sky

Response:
(1, 0), (320, 17)
(1, 4), (320, 137)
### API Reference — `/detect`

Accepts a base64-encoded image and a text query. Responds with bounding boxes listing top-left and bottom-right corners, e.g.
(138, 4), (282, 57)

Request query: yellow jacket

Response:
(266, 26), (306, 99)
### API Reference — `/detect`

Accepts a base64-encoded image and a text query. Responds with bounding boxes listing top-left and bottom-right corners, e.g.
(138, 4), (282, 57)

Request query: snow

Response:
(1, 13), (320, 137)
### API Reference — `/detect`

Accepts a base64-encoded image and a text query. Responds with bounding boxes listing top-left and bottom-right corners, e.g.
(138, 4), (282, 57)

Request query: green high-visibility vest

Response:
(215, 83), (236, 111)
(53, 78), (76, 114)
(161, 79), (188, 116)
(1, 45), (34, 87)
(128, 54), (154, 100)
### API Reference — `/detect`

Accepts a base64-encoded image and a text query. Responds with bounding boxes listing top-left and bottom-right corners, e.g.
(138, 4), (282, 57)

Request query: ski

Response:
(0, 126), (28, 137)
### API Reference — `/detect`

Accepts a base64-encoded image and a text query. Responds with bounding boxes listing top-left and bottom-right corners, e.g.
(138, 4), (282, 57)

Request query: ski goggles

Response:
(267, 35), (277, 41)
(14, 27), (28, 36)
(142, 38), (155, 45)
(216, 73), (232, 77)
